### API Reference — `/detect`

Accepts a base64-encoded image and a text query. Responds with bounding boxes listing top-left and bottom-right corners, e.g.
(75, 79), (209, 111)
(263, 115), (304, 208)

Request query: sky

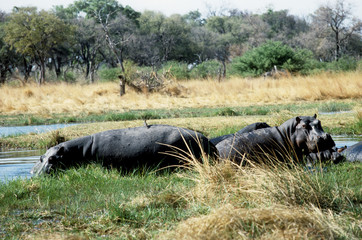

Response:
(1, 0), (361, 18)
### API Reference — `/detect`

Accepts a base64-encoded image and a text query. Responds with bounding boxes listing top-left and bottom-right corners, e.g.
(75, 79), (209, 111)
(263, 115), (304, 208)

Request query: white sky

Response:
(1, 0), (361, 18)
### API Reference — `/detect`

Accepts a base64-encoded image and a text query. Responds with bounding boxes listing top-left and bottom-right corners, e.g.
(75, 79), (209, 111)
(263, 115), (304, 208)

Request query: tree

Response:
(184, 10), (205, 26)
(98, 13), (136, 95)
(4, 7), (73, 84)
(74, 0), (140, 95)
(206, 16), (234, 80)
(73, 17), (104, 83)
(262, 9), (307, 40)
(312, 0), (362, 61)
(190, 26), (216, 62)
(0, 11), (19, 84)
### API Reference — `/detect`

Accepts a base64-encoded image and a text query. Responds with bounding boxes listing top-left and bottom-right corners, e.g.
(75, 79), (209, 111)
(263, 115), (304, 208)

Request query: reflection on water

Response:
(0, 149), (43, 182)
(333, 135), (361, 148)
(0, 123), (78, 137)
(0, 136), (360, 182)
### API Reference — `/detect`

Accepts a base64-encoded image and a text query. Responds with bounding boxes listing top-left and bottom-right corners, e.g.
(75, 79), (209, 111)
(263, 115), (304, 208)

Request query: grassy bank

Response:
(0, 158), (361, 239)
(0, 100), (360, 127)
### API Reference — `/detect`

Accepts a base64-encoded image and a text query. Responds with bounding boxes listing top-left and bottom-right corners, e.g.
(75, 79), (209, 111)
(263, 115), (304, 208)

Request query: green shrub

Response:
(325, 56), (358, 72)
(304, 57), (358, 75)
(63, 71), (77, 83)
(159, 61), (190, 80)
(231, 41), (314, 77)
(123, 60), (139, 83)
(190, 60), (220, 79)
(98, 66), (122, 82)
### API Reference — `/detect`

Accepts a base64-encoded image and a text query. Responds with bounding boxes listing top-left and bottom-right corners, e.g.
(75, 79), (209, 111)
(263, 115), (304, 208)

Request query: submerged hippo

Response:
(210, 122), (271, 145)
(216, 115), (336, 164)
(341, 141), (362, 162)
(31, 124), (217, 175)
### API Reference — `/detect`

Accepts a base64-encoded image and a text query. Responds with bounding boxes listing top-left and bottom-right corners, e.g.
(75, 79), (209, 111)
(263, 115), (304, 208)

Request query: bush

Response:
(190, 60), (220, 79)
(98, 60), (139, 83)
(123, 60), (139, 83)
(325, 56), (358, 72)
(62, 71), (77, 83)
(98, 66), (122, 82)
(158, 61), (190, 80)
(231, 41), (314, 77)
(303, 57), (359, 75)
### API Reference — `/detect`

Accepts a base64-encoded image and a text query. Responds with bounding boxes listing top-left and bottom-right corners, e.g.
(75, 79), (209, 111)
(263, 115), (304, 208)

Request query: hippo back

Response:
(210, 122), (270, 145)
(341, 141), (362, 162)
(216, 127), (292, 163)
(90, 125), (216, 167)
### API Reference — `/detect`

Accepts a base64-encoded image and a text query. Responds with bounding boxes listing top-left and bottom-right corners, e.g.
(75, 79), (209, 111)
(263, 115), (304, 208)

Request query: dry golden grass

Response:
(162, 204), (345, 240)
(158, 146), (358, 240)
(1, 72), (361, 116)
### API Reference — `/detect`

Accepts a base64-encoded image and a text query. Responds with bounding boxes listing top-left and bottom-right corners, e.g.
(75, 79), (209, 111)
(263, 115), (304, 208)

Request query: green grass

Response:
(0, 166), (201, 239)
(0, 162), (360, 239)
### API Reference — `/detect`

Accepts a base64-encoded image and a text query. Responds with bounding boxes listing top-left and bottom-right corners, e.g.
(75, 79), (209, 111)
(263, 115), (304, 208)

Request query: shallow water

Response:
(0, 136), (360, 182)
(0, 149), (43, 182)
(333, 135), (361, 148)
(0, 123), (78, 137)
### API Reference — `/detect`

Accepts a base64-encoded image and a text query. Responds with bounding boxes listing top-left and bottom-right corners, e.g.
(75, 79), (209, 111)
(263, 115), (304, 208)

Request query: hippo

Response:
(341, 141), (362, 162)
(216, 115), (336, 164)
(210, 122), (271, 145)
(31, 124), (217, 175)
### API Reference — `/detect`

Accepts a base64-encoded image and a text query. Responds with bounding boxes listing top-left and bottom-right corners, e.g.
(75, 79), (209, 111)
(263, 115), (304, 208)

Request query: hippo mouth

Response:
(30, 160), (53, 175)
(306, 134), (335, 153)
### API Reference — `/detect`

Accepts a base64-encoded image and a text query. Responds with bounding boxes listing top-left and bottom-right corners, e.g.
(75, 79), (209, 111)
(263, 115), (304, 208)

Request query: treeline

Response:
(0, 0), (361, 86)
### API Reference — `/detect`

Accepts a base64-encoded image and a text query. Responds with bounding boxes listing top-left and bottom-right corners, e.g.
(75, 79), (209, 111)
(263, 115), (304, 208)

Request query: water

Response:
(319, 111), (354, 115)
(333, 135), (361, 148)
(0, 123), (78, 137)
(0, 123), (77, 182)
(0, 135), (360, 182)
(0, 149), (43, 182)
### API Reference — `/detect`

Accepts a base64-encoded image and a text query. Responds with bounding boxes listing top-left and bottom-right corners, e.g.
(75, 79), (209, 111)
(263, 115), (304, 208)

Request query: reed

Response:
(0, 72), (361, 116)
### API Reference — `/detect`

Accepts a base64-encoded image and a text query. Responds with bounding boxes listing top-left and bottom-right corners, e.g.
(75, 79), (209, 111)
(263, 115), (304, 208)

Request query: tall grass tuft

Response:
(161, 139), (361, 239)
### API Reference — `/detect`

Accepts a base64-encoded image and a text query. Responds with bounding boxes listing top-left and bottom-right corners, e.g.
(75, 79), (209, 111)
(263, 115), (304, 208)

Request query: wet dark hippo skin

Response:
(31, 125), (217, 175)
(216, 115), (336, 164)
(341, 141), (362, 162)
(210, 122), (271, 145)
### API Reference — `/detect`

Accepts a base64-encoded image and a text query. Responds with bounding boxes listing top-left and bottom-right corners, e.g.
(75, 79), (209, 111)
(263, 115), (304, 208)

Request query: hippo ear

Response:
(295, 117), (301, 124)
(313, 113), (317, 119)
(57, 146), (65, 155)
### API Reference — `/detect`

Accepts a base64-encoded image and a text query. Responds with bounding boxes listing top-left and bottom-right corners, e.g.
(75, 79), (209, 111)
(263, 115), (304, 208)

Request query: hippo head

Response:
(31, 145), (66, 175)
(294, 114), (335, 153)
